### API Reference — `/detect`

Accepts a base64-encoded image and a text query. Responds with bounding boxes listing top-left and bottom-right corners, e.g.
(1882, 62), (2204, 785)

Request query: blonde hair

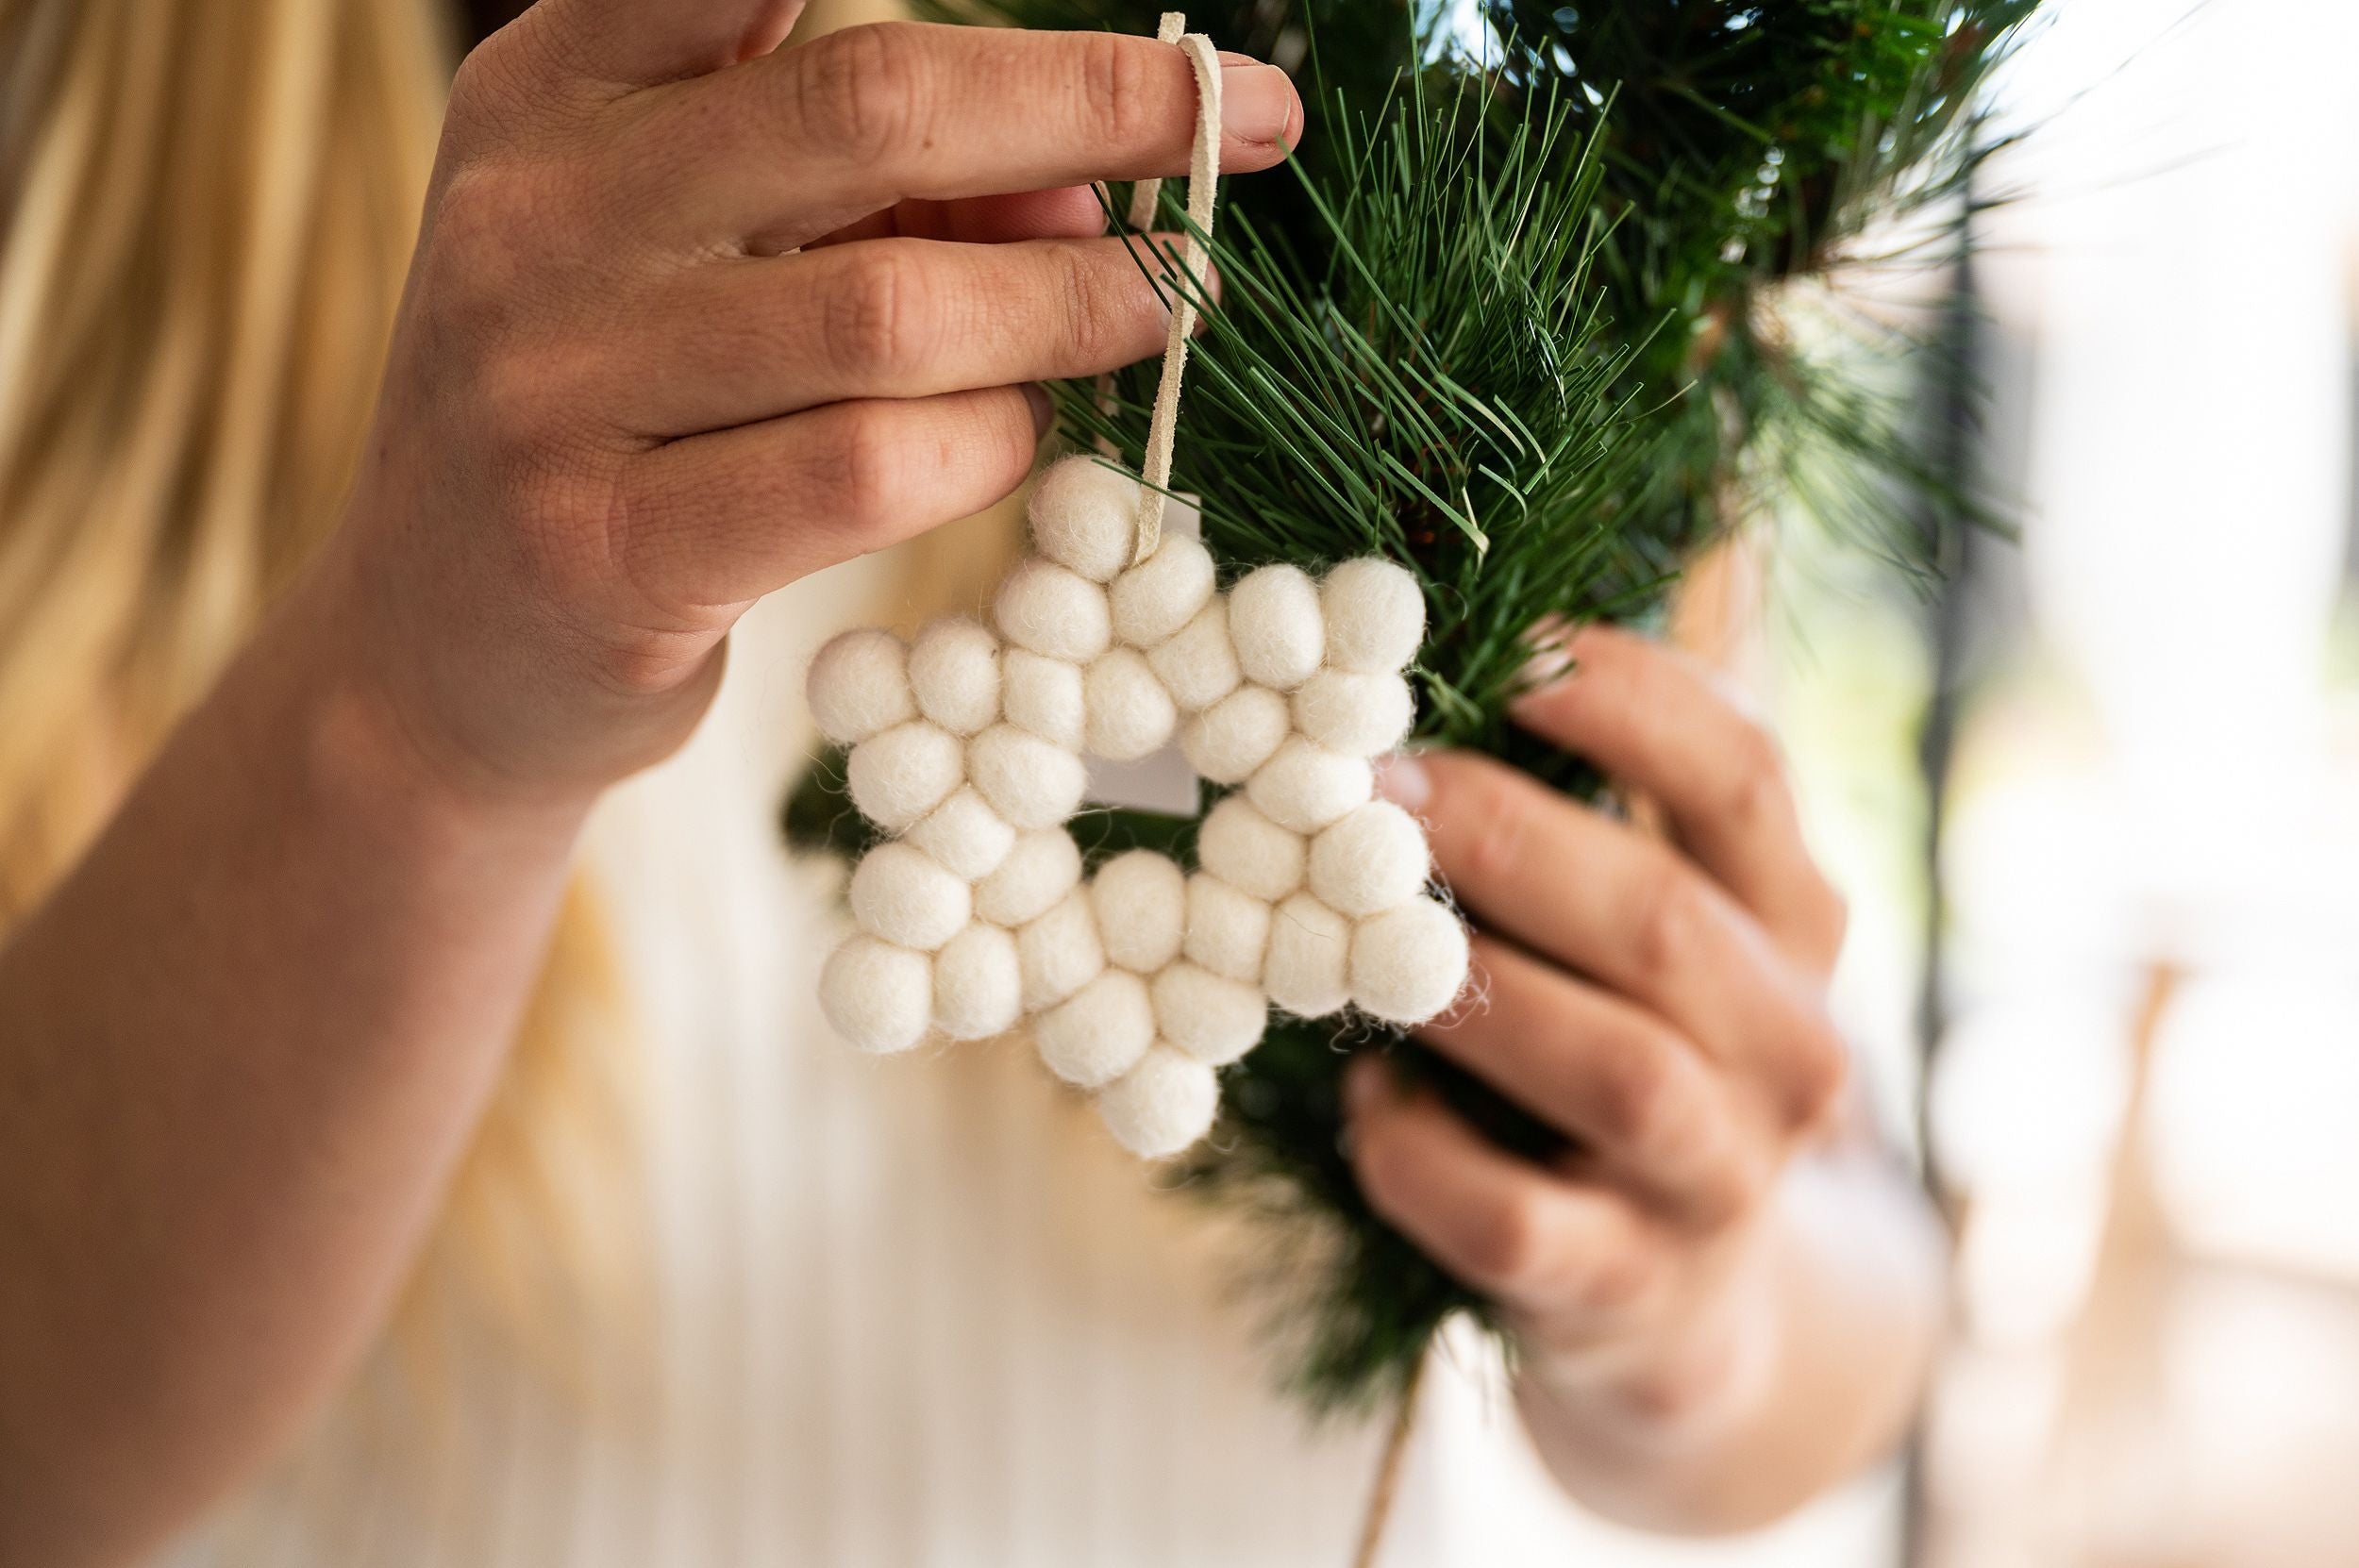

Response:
(0, 0), (632, 1372)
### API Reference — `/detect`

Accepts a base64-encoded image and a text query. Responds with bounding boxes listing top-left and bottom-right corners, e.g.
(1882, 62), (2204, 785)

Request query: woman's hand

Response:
(0, 11), (1307, 1563)
(309, 0), (1301, 810)
(1347, 624), (1938, 1531)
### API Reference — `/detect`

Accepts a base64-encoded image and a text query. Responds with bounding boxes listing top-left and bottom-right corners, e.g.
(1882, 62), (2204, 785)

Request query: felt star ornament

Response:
(807, 456), (1469, 1157)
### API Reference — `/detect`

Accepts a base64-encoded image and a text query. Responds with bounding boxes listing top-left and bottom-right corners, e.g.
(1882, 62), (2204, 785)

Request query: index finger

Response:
(1511, 625), (1846, 972)
(633, 24), (1303, 250)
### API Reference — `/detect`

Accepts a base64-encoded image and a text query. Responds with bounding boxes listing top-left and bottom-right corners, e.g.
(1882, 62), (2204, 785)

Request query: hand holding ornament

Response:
(1344, 626), (1864, 1459)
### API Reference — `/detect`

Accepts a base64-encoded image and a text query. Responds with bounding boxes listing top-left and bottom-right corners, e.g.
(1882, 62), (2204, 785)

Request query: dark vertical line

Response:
(1913, 246), (1980, 1167)
(1898, 177), (1983, 1568)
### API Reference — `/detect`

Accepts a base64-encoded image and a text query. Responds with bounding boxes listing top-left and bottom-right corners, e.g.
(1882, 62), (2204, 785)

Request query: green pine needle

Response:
(788, 0), (2040, 1414)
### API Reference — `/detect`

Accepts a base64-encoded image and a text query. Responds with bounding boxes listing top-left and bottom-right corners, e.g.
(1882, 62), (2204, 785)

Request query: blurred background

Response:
(1363, 0), (2359, 1560)
(1911, 1), (2359, 1562)
(1477, 1), (2359, 1563)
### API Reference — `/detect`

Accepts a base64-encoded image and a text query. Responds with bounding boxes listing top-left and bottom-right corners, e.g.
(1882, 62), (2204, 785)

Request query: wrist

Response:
(221, 561), (599, 859)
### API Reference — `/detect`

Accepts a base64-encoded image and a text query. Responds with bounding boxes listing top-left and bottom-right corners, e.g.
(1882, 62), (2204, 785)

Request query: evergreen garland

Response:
(785, 0), (2037, 1414)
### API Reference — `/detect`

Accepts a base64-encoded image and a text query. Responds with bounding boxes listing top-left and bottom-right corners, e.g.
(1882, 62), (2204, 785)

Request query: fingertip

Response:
(1215, 58), (1299, 159)
(1566, 619), (1620, 657)
(1021, 382), (1053, 438)
(1372, 752), (1432, 810)
(1344, 1053), (1394, 1124)
(1505, 626), (1592, 715)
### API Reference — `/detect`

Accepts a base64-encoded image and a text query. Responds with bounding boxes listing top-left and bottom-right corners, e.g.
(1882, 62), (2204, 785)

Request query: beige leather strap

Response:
(1128, 17), (1222, 564)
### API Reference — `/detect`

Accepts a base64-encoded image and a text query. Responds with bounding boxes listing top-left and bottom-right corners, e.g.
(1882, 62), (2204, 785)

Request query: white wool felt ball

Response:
(1082, 647), (1178, 762)
(974, 826), (1082, 927)
(1028, 456), (1141, 583)
(1349, 896), (1471, 1025)
(1096, 1045), (1220, 1159)
(848, 842), (973, 952)
(905, 787), (1015, 882)
(907, 615), (1003, 737)
(967, 723), (1087, 831)
(820, 934), (932, 1055)
(1291, 670), (1414, 759)
(1110, 532), (1215, 648)
(1246, 735), (1374, 834)
(1018, 891), (1106, 1011)
(845, 720), (963, 833)
(1001, 648), (1085, 750)
(1263, 892), (1351, 1018)
(1308, 800), (1431, 918)
(1182, 874), (1272, 983)
(1196, 792), (1305, 903)
(995, 558), (1112, 663)
(1227, 564), (1326, 692)
(1321, 559), (1426, 674)
(931, 922), (1022, 1041)
(1180, 684), (1291, 785)
(1145, 600), (1242, 712)
(1151, 961), (1267, 1067)
(1032, 969), (1156, 1090)
(807, 627), (915, 746)
(1089, 850), (1186, 974)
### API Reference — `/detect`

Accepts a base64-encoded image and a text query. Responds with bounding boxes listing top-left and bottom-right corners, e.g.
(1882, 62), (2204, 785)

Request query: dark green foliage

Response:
(1495, 0), (2041, 571)
(1059, 77), (1659, 753)
(787, 0), (2035, 1414)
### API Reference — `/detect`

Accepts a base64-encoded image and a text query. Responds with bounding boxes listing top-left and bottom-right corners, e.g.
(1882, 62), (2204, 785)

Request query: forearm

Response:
(1514, 1146), (1945, 1536)
(0, 573), (588, 1568)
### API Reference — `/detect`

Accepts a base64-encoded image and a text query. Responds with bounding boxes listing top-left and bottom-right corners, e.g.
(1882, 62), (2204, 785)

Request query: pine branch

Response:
(788, 0), (2041, 1414)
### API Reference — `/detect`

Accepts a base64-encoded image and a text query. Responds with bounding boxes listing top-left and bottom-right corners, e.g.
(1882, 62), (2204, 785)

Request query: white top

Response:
(161, 573), (1896, 1568)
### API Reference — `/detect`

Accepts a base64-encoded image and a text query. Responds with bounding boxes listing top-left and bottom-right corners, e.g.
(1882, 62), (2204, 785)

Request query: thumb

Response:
(505, 0), (808, 89)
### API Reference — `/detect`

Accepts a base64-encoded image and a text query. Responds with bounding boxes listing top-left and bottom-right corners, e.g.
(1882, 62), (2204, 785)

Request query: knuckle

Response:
(1674, 1126), (1771, 1231)
(1808, 883), (1850, 966)
(422, 161), (570, 328)
(1056, 247), (1129, 367)
(1631, 864), (1708, 982)
(467, 337), (611, 462)
(822, 249), (929, 377)
(602, 464), (738, 640)
(1586, 1037), (1674, 1154)
(1464, 1193), (1555, 1298)
(1719, 722), (1790, 832)
(469, 347), (558, 448)
(1075, 31), (1158, 153)
(827, 405), (909, 530)
(790, 24), (926, 159)
(443, 24), (594, 150)
(1572, 1247), (1655, 1317)
(444, 40), (520, 138)
(1783, 1014), (1849, 1130)
(427, 159), (529, 268)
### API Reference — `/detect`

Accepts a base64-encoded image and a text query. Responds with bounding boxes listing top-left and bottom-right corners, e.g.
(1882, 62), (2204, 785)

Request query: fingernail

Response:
(1021, 382), (1052, 436)
(1506, 626), (1580, 716)
(1219, 61), (1295, 145)
(1344, 1056), (1389, 1120)
(1373, 754), (1430, 810)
